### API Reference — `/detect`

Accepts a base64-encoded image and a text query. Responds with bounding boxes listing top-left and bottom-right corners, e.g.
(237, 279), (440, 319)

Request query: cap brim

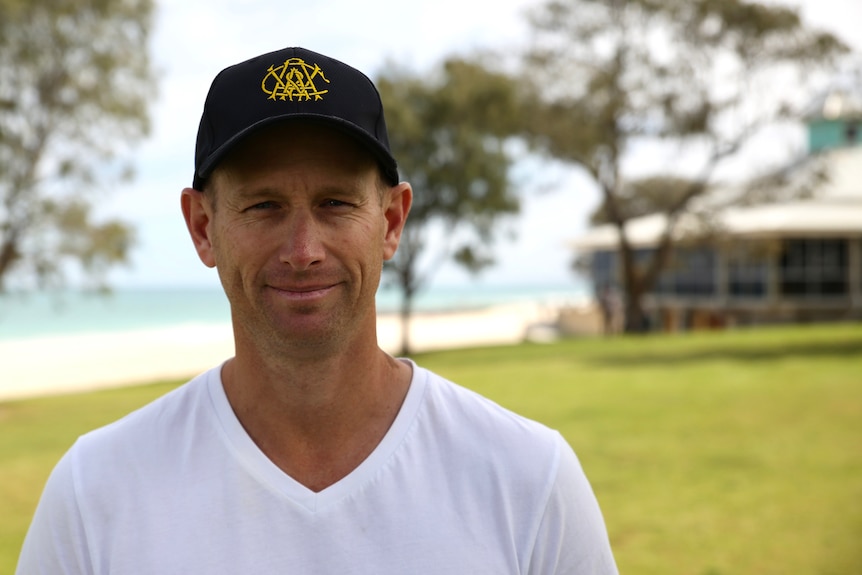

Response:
(193, 114), (398, 190)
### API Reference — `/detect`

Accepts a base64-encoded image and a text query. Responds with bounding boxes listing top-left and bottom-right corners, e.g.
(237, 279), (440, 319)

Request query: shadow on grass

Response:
(585, 340), (862, 367)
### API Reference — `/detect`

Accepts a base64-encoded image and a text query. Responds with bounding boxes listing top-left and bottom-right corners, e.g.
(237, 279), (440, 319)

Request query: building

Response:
(573, 89), (862, 331)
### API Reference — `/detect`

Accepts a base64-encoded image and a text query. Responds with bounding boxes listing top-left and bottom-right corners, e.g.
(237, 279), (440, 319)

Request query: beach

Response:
(0, 300), (600, 401)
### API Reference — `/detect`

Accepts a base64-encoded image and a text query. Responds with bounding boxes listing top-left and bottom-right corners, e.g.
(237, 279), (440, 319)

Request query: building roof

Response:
(573, 146), (862, 251)
(572, 199), (862, 250)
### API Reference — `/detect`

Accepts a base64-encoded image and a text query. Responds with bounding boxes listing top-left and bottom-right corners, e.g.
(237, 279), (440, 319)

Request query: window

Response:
(728, 244), (769, 298)
(590, 250), (617, 292)
(652, 247), (716, 297)
(780, 239), (847, 297)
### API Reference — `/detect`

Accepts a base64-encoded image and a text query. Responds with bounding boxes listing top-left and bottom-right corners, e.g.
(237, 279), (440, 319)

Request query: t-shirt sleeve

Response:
(16, 444), (94, 575)
(527, 434), (618, 575)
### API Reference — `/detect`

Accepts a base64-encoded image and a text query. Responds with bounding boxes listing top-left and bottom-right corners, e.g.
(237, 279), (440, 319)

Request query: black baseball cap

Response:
(192, 46), (398, 190)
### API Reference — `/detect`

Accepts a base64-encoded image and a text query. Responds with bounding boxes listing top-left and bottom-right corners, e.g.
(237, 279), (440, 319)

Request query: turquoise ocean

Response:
(0, 282), (591, 342)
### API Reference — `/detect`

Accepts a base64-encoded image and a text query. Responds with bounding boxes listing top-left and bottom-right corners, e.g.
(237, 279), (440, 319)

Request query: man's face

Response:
(183, 122), (410, 358)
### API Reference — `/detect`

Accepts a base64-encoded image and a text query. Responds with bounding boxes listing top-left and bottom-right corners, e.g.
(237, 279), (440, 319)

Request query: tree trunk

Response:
(622, 279), (650, 333)
(399, 289), (414, 357)
(0, 233), (20, 287)
(611, 220), (651, 334)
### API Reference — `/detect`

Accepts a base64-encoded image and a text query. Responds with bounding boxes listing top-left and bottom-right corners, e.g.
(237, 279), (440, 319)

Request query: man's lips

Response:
(268, 283), (338, 300)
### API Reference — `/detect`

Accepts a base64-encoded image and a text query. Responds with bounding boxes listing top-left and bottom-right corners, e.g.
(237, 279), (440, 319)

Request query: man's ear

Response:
(181, 187), (217, 268)
(382, 182), (412, 261)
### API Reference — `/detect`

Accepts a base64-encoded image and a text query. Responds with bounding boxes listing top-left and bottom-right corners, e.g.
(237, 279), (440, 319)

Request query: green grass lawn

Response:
(2, 323), (861, 574)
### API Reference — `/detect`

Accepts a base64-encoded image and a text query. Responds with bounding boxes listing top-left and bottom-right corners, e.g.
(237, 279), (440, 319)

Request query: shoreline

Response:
(0, 302), (600, 401)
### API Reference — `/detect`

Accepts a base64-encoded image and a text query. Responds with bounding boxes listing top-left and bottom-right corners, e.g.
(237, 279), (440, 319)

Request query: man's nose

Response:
(278, 211), (325, 270)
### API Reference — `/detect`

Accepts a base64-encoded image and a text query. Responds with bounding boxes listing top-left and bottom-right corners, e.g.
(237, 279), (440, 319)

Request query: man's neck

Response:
(220, 345), (412, 492)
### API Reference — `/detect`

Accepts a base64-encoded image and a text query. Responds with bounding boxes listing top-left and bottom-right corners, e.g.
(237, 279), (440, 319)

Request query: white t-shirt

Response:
(17, 362), (617, 574)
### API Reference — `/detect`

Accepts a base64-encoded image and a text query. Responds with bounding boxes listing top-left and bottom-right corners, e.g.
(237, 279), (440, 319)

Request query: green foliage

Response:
(2, 324), (861, 573)
(589, 176), (702, 225)
(524, 0), (851, 331)
(0, 0), (155, 291)
(376, 58), (524, 353)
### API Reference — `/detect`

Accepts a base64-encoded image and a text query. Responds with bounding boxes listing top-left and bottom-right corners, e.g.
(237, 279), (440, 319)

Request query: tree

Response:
(376, 58), (524, 354)
(523, 0), (849, 331)
(0, 0), (156, 292)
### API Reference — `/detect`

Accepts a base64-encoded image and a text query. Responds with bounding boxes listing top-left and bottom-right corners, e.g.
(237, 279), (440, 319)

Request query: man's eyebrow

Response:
(317, 184), (367, 197)
(225, 181), (370, 203)
(229, 183), (285, 198)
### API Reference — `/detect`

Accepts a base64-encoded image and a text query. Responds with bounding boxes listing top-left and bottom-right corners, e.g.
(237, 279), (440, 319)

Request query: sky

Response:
(100, 0), (862, 291)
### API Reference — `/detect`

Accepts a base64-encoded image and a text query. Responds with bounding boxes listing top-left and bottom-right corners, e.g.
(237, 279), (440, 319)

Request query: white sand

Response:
(0, 323), (236, 401)
(0, 302), (590, 401)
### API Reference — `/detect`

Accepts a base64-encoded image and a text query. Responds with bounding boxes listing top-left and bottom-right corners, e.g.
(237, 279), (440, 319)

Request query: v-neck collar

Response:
(205, 359), (427, 512)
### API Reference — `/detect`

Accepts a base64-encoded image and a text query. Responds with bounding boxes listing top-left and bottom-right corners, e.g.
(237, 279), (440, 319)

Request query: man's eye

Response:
(248, 201), (278, 211)
(323, 199), (352, 208)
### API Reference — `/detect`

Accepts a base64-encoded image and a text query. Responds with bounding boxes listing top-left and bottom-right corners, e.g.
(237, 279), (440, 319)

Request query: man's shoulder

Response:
(414, 365), (565, 464)
(418, 365), (557, 430)
(72, 367), (217, 462)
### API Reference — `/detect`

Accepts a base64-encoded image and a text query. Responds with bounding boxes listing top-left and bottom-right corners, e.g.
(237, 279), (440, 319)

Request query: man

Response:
(17, 47), (617, 574)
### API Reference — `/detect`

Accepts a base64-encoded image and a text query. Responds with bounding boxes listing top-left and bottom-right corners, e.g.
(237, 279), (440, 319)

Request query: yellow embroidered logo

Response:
(261, 58), (330, 102)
